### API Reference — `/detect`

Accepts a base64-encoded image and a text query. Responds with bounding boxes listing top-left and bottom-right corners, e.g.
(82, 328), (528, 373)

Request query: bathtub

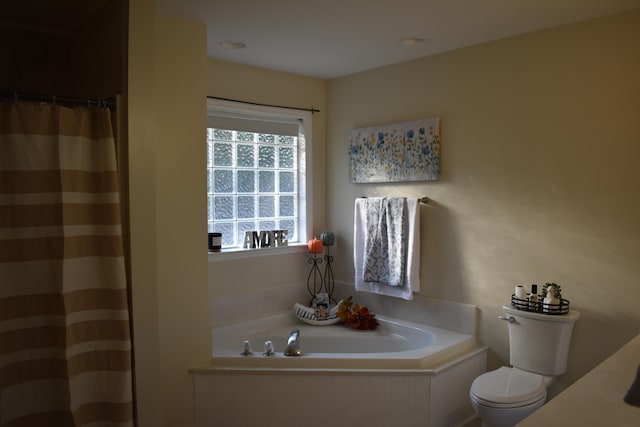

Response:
(208, 313), (477, 370)
(191, 312), (487, 427)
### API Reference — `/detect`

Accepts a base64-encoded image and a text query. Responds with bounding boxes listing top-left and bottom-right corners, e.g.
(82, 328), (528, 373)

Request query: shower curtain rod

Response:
(207, 96), (320, 114)
(1, 90), (116, 109)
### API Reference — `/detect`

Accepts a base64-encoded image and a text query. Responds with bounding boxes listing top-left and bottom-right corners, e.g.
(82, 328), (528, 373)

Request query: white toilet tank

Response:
(502, 305), (580, 376)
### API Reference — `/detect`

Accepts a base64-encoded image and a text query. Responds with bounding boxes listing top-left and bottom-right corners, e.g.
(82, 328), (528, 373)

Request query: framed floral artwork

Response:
(349, 117), (440, 183)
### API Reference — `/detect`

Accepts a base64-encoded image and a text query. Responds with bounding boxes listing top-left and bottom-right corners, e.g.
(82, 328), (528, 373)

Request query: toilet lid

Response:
(471, 367), (546, 406)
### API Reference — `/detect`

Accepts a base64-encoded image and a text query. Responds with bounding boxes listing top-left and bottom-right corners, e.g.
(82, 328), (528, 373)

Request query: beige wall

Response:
(129, 12), (326, 426)
(207, 58), (327, 232)
(128, 3), (209, 426)
(326, 10), (640, 396)
(128, 6), (640, 425)
(128, 1), (161, 425)
(206, 60), (328, 307)
(154, 14), (209, 427)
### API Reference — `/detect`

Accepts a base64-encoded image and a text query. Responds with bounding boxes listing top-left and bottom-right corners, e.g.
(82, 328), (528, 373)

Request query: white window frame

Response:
(206, 98), (313, 260)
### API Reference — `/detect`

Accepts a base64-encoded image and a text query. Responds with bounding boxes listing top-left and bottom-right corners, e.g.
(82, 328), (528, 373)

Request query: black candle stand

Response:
(306, 253), (324, 306)
(323, 245), (337, 306)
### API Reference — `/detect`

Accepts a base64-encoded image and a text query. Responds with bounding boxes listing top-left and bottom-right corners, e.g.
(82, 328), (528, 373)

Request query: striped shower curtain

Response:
(0, 102), (133, 426)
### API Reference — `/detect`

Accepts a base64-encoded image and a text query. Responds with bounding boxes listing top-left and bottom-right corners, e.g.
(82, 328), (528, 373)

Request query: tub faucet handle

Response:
(241, 340), (253, 356)
(263, 340), (275, 356)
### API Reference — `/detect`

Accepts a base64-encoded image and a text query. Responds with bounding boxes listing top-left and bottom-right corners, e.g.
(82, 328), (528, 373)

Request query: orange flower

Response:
(336, 296), (379, 330)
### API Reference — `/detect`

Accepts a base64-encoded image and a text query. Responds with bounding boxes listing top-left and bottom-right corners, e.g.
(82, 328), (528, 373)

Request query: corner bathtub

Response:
(190, 313), (487, 427)
(207, 313), (476, 370)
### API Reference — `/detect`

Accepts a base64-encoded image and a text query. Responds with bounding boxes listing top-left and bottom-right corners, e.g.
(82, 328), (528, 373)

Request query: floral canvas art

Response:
(349, 117), (440, 183)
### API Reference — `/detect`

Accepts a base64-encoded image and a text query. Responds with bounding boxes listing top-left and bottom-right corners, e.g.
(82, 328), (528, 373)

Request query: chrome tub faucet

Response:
(284, 329), (303, 356)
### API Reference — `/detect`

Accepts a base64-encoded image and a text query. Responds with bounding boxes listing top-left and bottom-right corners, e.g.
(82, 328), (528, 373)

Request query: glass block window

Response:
(207, 98), (311, 250)
(207, 123), (306, 248)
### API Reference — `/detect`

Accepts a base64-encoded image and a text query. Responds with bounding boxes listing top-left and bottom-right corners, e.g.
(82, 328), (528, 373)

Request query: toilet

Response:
(470, 305), (580, 427)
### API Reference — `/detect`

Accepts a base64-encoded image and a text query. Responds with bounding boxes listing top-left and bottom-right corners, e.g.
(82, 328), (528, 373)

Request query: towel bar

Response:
(359, 196), (429, 204)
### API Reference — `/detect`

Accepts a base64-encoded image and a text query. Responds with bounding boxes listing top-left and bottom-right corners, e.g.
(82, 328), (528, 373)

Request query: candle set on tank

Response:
(511, 282), (569, 315)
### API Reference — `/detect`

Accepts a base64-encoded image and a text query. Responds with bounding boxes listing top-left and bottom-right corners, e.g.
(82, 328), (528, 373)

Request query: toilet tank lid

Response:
(471, 367), (546, 404)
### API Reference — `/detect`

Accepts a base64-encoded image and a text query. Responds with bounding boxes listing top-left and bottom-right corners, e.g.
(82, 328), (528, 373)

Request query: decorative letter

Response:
(259, 231), (273, 248)
(275, 230), (288, 247)
(243, 231), (254, 248)
(245, 229), (288, 249)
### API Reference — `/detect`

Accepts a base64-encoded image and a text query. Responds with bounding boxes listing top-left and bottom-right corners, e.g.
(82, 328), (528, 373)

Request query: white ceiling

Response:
(157, 0), (640, 79)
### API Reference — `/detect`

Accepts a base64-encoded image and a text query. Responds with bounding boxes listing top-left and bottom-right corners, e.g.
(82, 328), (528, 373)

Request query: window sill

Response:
(208, 243), (308, 262)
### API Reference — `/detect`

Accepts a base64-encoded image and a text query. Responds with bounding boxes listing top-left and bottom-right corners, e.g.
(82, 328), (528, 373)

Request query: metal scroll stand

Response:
(306, 253), (324, 306)
(306, 235), (337, 308)
(323, 245), (337, 306)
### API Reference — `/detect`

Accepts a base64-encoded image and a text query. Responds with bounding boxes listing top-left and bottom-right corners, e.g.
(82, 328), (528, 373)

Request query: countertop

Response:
(517, 334), (640, 426)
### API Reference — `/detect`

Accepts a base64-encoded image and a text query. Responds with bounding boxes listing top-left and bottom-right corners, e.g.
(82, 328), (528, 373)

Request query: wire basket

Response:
(511, 294), (570, 315)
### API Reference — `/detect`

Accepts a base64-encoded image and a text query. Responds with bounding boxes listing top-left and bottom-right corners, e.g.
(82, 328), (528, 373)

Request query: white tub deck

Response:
(190, 305), (487, 427)
(199, 313), (479, 371)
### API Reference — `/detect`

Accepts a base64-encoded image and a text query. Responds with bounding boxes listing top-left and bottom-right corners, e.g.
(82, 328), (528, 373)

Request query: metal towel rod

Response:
(360, 196), (429, 204)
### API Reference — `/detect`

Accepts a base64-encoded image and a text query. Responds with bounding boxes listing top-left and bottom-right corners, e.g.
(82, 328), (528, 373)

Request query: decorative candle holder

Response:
(305, 232), (337, 307)
(306, 253), (324, 306)
(323, 245), (336, 305)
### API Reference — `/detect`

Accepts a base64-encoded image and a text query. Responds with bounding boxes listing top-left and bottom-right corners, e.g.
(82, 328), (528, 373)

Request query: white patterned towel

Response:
(354, 197), (421, 300)
(363, 197), (407, 287)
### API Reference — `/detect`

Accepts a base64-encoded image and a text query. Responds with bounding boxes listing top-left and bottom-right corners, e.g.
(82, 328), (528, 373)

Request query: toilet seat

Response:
(470, 366), (547, 408)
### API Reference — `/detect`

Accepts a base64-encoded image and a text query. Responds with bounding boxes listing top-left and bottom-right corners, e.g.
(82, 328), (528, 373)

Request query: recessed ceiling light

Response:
(220, 41), (246, 49)
(400, 37), (425, 46)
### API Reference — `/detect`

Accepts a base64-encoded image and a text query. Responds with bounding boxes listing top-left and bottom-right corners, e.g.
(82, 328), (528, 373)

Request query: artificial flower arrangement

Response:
(336, 296), (379, 330)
